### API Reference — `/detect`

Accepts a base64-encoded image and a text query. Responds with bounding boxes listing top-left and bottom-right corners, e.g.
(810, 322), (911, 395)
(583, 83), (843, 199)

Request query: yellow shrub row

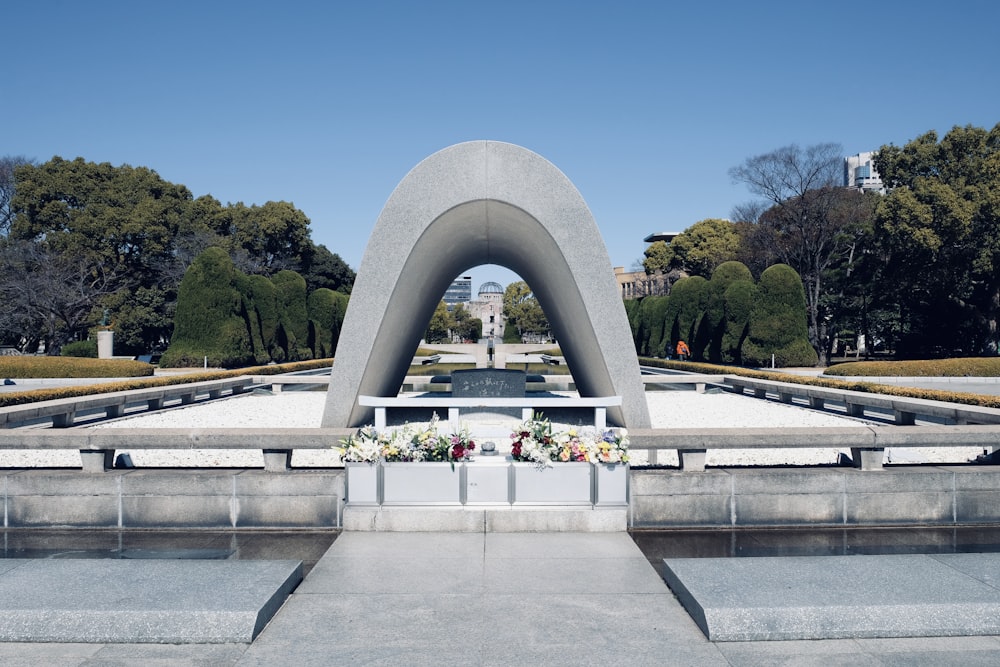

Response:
(825, 358), (1000, 377)
(0, 357), (154, 379)
(638, 358), (1000, 410)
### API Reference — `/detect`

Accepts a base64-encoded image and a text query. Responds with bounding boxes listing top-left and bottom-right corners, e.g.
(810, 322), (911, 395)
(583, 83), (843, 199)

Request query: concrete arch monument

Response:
(322, 141), (651, 429)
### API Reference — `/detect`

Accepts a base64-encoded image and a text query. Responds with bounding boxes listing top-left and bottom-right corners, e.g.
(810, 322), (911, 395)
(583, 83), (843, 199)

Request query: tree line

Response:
(5, 122), (997, 366)
(627, 261), (816, 367)
(643, 123), (1000, 363)
(0, 156), (354, 356)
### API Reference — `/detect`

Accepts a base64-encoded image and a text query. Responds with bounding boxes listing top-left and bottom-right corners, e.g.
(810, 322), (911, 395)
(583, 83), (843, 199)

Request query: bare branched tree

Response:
(730, 143), (873, 362)
(0, 242), (123, 354)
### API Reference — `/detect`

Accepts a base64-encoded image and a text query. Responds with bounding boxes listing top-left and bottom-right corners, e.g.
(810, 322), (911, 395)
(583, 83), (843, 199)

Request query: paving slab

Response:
(0, 559), (302, 643)
(662, 553), (1000, 641)
(10, 533), (1000, 664)
(238, 531), (725, 665)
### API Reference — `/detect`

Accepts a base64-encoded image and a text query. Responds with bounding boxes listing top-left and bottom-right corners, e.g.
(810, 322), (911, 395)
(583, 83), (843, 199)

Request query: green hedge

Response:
(0, 359), (332, 408)
(825, 358), (1000, 377)
(163, 250), (349, 367)
(0, 357), (154, 379)
(160, 248), (255, 368)
(638, 357), (1000, 409)
(742, 264), (817, 367)
(60, 340), (98, 358)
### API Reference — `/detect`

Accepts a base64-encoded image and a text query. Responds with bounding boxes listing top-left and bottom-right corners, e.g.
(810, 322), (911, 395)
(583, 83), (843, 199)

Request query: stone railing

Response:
(0, 428), (354, 472)
(1, 424), (998, 473)
(0, 377), (256, 428)
(627, 424), (1000, 471)
(357, 395), (622, 430)
(724, 376), (1000, 425)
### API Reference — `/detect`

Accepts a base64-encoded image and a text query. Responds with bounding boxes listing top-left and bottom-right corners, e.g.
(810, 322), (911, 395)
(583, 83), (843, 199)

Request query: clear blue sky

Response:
(6, 1), (999, 290)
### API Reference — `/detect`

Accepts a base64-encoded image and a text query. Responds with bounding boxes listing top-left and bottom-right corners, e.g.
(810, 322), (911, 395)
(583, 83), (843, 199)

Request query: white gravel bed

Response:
(1, 390), (982, 467)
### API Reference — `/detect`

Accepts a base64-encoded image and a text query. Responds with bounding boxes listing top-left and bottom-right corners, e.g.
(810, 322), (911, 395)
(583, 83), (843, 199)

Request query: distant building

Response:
(466, 281), (506, 341)
(844, 152), (885, 194)
(615, 266), (668, 299)
(615, 230), (684, 299)
(444, 275), (472, 303)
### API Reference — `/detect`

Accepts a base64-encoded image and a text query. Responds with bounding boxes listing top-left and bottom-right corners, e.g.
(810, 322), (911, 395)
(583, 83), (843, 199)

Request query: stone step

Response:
(0, 559), (302, 643)
(663, 553), (1000, 641)
(343, 506), (627, 532)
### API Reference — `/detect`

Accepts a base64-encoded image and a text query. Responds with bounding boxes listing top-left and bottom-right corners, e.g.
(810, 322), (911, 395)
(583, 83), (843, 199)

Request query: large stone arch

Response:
(322, 141), (651, 429)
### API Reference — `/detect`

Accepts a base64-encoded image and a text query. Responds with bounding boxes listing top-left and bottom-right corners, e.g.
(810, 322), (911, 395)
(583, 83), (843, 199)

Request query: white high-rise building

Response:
(844, 151), (885, 194)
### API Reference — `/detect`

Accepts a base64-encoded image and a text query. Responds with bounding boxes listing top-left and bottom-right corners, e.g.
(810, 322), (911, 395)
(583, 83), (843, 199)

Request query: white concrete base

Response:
(343, 506), (627, 532)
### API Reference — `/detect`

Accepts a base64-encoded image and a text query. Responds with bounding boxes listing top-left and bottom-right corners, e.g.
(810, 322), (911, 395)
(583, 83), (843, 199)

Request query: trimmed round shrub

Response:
(742, 264), (817, 367)
(244, 274), (280, 364)
(272, 270), (312, 361)
(664, 276), (708, 358)
(307, 288), (350, 359)
(637, 295), (669, 357)
(623, 298), (643, 350)
(699, 261), (754, 362)
(160, 248), (255, 368)
(721, 281), (755, 364)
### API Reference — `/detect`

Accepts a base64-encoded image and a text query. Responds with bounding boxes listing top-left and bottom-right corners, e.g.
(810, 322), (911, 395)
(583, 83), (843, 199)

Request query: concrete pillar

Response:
(97, 330), (114, 359)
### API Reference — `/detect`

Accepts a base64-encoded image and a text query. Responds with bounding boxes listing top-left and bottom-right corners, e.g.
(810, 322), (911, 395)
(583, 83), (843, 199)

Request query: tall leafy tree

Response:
(502, 281), (549, 341)
(224, 200), (313, 275)
(300, 243), (355, 294)
(6, 156), (352, 354)
(642, 240), (674, 275)
(665, 218), (740, 278)
(872, 124), (1000, 356)
(12, 157), (195, 276)
(0, 155), (33, 235)
(424, 300), (452, 343)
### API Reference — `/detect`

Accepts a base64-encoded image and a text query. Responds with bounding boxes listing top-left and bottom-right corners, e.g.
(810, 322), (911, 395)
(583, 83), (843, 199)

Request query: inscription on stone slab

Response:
(451, 369), (526, 398)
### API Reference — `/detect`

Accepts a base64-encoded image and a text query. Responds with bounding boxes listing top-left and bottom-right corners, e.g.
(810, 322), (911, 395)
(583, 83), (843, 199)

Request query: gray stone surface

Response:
(662, 553), (1000, 641)
(240, 532), (720, 665)
(322, 140), (650, 430)
(13, 533), (1000, 663)
(0, 559), (302, 643)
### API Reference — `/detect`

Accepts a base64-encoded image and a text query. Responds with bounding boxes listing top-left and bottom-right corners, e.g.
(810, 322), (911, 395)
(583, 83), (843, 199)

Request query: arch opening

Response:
(322, 141), (650, 429)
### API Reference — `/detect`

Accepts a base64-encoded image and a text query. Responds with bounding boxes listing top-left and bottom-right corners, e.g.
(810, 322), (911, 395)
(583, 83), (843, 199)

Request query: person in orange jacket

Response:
(675, 340), (690, 361)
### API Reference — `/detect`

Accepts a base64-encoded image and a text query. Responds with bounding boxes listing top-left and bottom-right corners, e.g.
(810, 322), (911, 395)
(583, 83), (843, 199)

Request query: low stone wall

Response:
(1, 469), (344, 529)
(4, 467), (999, 530)
(630, 466), (1000, 528)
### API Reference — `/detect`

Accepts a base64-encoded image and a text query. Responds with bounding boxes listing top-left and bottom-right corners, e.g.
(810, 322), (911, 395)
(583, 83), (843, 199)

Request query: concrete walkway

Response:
(6, 532), (1000, 665)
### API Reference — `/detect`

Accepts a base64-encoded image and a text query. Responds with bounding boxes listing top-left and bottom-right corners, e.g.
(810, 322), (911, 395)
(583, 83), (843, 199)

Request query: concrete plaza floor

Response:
(5, 532), (1000, 666)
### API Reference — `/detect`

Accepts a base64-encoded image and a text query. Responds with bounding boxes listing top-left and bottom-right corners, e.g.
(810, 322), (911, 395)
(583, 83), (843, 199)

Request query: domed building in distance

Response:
(467, 281), (506, 342)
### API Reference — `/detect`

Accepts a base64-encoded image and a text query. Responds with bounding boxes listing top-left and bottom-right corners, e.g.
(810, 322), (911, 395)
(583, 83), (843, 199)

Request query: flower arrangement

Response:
(510, 414), (629, 468)
(338, 425), (390, 464)
(338, 415), (476, 466)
